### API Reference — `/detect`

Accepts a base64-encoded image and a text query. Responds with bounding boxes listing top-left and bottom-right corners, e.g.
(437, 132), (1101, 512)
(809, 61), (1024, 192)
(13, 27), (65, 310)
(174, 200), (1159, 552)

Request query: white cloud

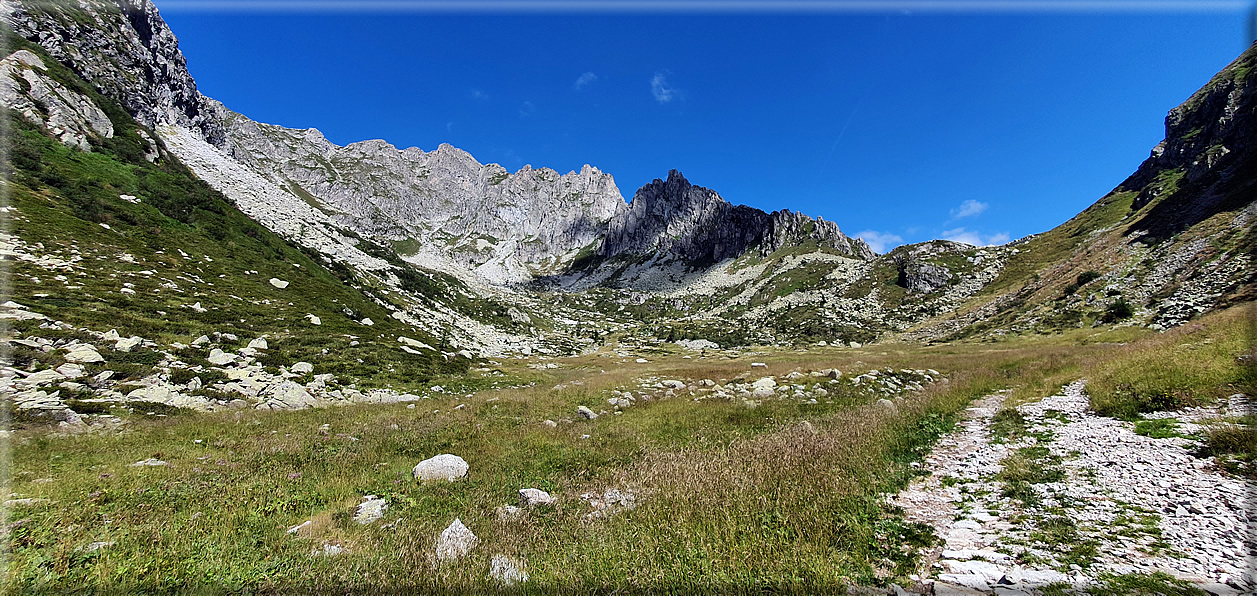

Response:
(470, 89), (489, 100)
(855, 230), (904, 254)
(651, 71), (677, 103)
(573, 71), (598, 90)
(519, 100), (535, 118)
(941, 227), (1010, 247)
(949, 199), (988, 220)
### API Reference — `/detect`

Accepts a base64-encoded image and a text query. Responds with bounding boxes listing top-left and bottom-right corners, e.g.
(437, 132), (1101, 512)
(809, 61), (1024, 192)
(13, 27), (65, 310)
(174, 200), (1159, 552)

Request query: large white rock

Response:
(291, 362), (314, 374)
(413, 454), (469, 482)
(191, 335), (210, 346)
(54, 363), (84, 378)
(63, 345), (103, 363)
(435, 518), (477, 562)
(247, 338), (268, 350)
(577, 405), (598, 420)
(20, 369), (64, 386)
(268, 278), (289, 289)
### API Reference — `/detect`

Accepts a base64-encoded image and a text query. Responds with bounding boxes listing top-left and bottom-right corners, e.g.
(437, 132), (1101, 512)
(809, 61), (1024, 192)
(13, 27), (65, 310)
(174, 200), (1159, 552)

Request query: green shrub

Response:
(1103, 299), (1134, 323)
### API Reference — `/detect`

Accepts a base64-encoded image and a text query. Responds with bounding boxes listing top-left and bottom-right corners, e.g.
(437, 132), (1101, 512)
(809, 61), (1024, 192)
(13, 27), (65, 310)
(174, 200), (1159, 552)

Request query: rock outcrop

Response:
(602, 170), (872, 263)
(1121, 42), (1257, 239)
(5, 0), (225, 142)
(0, 49), (113, 150)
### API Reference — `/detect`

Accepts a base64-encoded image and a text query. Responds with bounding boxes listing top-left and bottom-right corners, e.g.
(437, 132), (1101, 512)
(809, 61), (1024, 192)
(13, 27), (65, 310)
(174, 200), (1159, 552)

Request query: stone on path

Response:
(435, 518), (477, 562)
(413, 454), (469, 482)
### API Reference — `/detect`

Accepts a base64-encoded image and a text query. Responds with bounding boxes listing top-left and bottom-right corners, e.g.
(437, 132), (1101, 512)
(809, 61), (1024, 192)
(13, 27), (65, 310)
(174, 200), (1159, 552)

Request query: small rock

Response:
(413, 454), (469, 482)
(435, 518), (477, 562)
(291, 362), (314, 374)
(876, 398), (898, 414)
(191, 335), (210, 346)
(542, 419), (557, 428)
(269, 278), (289, 289)
(577, 406), (598, 420)
(353, 496), (388, 525)
(247, 338), (268, 350)
(207, 349), (235, 366)
(129, 458), (169, 467)
(55, 363), (84, 378)
(316, 543), (346, 556)
(306, 314), (321, 325)
(495, 504), (521, 521)
(115, 337), (142, 352)
(286, 520), (312, 534)
(489, 554), (528, 585)
(518, 488), (555, 508)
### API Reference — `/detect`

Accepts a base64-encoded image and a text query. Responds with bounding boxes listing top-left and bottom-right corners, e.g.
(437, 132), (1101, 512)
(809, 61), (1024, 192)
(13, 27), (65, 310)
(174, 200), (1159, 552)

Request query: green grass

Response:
(1133, 417), (1190, 440)
(5, 336), (1100, 592)
(1087, 306), (1254, 420)
(1195, 415), (1257, 479)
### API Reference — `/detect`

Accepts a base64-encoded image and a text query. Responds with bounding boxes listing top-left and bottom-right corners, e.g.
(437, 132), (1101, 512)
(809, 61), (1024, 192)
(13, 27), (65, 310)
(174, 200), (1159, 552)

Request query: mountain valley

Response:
(0, 1), (1253, 594)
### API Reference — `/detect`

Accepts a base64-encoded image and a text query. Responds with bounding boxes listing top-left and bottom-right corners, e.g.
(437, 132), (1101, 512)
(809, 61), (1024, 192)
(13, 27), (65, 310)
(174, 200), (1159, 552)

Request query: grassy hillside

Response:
(1, 33), (470, 400)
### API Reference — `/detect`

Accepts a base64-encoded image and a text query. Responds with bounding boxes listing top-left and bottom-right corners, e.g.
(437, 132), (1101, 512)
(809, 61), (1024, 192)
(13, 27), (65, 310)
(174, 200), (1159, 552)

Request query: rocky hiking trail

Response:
(891, 381), (1254, 595)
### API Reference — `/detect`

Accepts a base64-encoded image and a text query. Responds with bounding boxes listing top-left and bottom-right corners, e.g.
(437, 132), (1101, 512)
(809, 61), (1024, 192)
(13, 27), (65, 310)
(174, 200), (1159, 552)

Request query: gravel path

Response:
(890, 382), (1255, 595)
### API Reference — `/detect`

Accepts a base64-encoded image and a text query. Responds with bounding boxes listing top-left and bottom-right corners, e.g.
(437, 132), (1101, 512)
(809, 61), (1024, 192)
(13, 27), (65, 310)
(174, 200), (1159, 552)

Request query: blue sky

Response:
(158, 2), (1251, 253)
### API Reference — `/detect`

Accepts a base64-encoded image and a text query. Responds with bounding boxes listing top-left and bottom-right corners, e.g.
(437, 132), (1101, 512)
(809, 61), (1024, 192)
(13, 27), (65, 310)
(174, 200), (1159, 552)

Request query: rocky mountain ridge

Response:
(602, 170), (870, 263)
(3, 0), (863, 290)
(2, 0), (1253, 353)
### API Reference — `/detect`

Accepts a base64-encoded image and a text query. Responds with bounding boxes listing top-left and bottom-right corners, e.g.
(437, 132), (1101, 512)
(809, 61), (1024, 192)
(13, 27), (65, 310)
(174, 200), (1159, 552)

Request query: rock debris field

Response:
(891, 381), (1254, 595)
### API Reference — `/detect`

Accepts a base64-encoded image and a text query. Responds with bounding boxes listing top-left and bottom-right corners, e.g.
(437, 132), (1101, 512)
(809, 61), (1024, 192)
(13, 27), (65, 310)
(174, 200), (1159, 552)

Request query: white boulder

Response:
(413, 454), (469, 482)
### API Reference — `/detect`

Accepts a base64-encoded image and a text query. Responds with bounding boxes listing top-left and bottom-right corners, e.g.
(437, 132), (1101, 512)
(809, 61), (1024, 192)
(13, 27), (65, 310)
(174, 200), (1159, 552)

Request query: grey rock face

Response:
(897, 257), (953, 293)
(602, 170), (872, 263)
(0, 49), (113, 150)
(216, 114), (627, 284)
(6, 0), (224, 142)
